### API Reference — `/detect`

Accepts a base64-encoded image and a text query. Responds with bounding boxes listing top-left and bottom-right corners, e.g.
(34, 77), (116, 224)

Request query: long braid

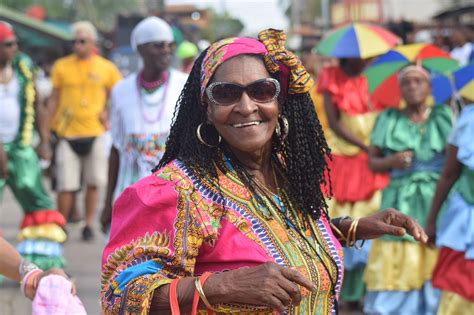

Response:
(156, 50), (332, 221)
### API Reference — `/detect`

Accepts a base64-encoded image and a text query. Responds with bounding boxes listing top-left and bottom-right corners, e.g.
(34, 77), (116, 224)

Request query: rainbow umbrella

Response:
(315, 23), (400, 59)
(365, 43), (460, 107)
(432, 63), (474, 103)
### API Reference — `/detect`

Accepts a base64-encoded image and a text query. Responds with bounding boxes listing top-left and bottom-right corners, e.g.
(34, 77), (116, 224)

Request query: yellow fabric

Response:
(326, 111), (379, 156)
(437, 290), (474, 315)
(327, 190), (382, 219)
(364, 240), (439, 291)
(51, 54), (122, 137)
(355, 24), (392, 59)
(309, 85), (329, 135)
(18, 223), (67, 243)
(461, 80), (474, 102)
(395, 43), (425, 60)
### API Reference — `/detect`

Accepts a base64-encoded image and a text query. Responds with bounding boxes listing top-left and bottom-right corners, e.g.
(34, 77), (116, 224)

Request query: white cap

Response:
(130, 16), (174, 51)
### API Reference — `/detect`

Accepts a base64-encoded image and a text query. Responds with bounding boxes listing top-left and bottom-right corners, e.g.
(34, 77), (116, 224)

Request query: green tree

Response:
(200, 11), (244, 41)
(1, 0), (141, 31)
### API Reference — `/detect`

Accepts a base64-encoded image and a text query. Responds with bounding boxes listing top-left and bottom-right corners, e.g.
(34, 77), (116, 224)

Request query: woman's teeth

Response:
(232, 121), (262, 128)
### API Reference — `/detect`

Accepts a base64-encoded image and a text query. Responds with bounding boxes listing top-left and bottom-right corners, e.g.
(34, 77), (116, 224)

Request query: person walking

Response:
(49, 21), (122, 241)
(100, 17), (187, 233)
(0, 21), (67, 270)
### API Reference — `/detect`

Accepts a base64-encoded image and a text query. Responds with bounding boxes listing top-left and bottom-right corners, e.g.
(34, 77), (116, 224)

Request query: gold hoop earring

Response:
(196, 123), (222, 148)
(276, 115), (289, 141)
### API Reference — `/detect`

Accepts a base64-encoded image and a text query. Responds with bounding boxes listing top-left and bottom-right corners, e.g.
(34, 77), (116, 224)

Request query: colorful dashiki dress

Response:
(101, 159), (344, 314)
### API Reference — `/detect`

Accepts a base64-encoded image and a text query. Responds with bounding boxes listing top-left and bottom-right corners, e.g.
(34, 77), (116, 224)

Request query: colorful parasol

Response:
(315, 23), (400, 59)
(365, 43), (460, 107)
(432, 63), (474, 103)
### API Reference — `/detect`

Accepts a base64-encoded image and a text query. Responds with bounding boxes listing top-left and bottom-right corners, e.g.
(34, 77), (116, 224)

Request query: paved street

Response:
(0, 183), (103, 314)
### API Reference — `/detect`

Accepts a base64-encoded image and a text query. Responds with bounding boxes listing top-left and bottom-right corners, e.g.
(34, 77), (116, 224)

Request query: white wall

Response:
(383, 0), (452, 22)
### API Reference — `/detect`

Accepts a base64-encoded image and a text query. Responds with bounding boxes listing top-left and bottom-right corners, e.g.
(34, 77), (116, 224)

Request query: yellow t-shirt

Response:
(51, 54), (122, 137)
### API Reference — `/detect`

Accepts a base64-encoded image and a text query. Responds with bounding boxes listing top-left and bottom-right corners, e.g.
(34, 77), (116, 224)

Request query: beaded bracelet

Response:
(20, 269), (42, 299)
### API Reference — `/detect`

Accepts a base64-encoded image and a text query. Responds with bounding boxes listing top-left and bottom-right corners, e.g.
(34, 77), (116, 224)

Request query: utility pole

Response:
(291, 0), (301, 32)
(322, 0), (331, 31)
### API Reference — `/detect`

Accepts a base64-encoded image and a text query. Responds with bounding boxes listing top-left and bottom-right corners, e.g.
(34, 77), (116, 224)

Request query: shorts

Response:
(54, 134), (108, 192)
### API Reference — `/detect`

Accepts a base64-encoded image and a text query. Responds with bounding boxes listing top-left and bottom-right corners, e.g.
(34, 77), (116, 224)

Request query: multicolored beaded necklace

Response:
(136, 70), (170, 124)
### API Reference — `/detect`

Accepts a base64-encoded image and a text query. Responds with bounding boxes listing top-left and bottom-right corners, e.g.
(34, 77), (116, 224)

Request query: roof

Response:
(0, 5), (73, 41)
(433, 4), (474, 20)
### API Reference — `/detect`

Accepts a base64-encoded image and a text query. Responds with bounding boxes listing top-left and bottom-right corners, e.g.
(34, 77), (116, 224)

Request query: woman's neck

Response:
(229, 143), (275, 188)
(142, 67), (166, 82)
(405, 103), (430, 123)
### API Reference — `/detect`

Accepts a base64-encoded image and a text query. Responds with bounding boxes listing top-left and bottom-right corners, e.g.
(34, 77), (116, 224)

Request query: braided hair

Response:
(157, 49), (332, 221)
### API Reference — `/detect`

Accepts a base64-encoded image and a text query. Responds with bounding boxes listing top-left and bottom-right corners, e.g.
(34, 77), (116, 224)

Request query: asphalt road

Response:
(0, 183), (103, 314)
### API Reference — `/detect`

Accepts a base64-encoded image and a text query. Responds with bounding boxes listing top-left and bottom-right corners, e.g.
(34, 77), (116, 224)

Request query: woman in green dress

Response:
(364, 65), (452, 314)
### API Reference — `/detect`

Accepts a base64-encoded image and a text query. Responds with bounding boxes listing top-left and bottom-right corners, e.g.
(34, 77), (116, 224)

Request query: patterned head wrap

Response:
(201, 29), (314, 98)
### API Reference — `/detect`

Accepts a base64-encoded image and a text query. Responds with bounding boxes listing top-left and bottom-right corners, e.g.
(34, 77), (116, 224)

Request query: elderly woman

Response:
(101, 30), (427, 314)
(364, 65), (452, 314)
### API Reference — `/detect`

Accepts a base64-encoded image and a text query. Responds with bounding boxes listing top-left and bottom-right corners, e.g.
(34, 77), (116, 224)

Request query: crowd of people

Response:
(0, 13), (472, 315)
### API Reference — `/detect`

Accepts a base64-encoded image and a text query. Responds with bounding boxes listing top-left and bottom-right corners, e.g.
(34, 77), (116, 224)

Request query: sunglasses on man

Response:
(2, 40), (17, 48)
(145, 41), (176, 50)
(72, 38), (89, 45)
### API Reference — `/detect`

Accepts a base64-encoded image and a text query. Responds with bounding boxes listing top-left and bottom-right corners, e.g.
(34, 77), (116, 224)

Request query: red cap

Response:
(0, 22), (15, 43)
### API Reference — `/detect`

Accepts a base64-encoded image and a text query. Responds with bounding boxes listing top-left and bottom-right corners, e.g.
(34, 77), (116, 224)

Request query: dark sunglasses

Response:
(206, 78), (280, 106)
(2, 40), (17, 48)
(147, 41), (176, 50)
(72, 38), (88, 45)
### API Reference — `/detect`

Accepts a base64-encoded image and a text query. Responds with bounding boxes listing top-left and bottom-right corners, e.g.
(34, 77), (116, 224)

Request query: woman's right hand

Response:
(206, 262), (315, 312)
(0, 144), (8, 179)
(390, 151), (414, 169)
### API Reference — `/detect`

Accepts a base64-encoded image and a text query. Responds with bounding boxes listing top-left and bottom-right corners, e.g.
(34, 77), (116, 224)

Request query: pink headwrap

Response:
(398, 65), (431, 83)
(201, 29), (314, 99)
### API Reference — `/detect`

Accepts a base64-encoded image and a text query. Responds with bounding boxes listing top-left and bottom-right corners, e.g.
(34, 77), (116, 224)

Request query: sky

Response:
(166, 0), (290, 35)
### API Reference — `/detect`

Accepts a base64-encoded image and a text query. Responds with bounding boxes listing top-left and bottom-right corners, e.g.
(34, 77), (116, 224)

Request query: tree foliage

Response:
(2, 0), (141, 31)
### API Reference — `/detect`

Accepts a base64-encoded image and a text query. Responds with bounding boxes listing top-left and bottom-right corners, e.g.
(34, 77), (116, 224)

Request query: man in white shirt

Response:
(450, 28), (473, 67)
(100, 17), (188, 233)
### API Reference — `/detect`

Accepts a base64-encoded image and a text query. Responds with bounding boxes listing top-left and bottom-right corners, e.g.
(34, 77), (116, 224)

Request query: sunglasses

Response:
(2, 40), (17, 48)
(206, 78), (280, 106)
(72, 38), (88, 45)
(146, 41), (176, 50)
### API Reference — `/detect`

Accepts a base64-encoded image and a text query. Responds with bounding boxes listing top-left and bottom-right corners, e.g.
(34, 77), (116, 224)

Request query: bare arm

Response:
(149, 264), (315, 314)
(34, 85), (52, 160)
(368, 146), (414, 172)
(47, 88), (60, 127)
(100, 146), (120, 233)
(0, 237), (22, 282)
(426, 145), (463, 244)
(323, 93), (368, 152)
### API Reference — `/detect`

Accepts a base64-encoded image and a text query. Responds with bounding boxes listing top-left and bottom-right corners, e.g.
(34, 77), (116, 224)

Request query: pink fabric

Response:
(102, 174), (274, 271)
(200, 37), (268, 97)
(32, 275), (86, 315)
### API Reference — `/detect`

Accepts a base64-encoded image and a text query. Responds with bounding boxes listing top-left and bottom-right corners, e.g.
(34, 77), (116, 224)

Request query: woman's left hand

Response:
(355, 208), (428, 243)
(26, 268), (76, 300)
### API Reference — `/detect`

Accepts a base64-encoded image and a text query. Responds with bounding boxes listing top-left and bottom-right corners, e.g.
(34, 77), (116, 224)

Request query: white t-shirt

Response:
(450, 42), (473, 66)
(0, 76), (21, 143)
(110, 69), (187, 200)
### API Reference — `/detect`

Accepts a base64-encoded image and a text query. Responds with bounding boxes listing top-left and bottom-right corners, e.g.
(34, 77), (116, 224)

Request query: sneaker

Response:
(81, 226), (94, 241)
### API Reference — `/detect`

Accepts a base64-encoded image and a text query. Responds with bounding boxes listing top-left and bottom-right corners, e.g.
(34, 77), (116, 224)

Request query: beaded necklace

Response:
(136, 70), (170, 124)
